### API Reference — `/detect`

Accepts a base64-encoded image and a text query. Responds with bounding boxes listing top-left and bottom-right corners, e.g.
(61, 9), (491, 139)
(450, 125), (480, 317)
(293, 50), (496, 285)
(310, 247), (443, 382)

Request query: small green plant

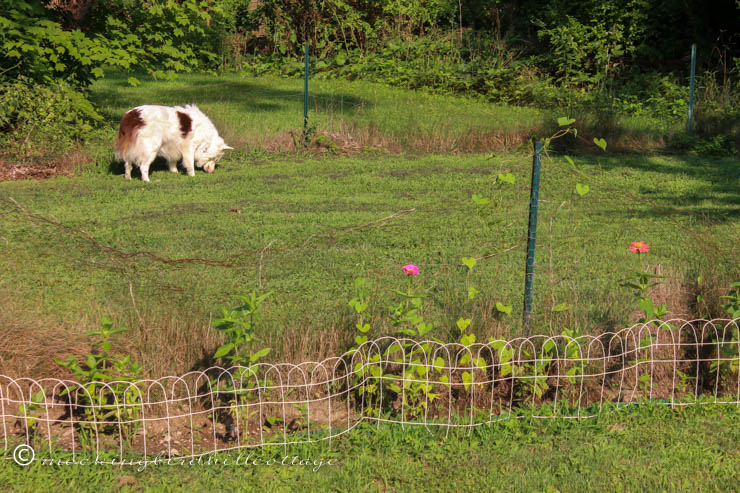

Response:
(388, 264), (433, 340)
(56, 317), (143, 445)
(17, 389), (46, 437)
(211, 290), (273, 441)
(557, 327), (584, 407)
(388, 265), (440, 419)
(348, 278), (372, 350)
(400, 357), (439, 421)
(721, 282), (740, 319)
(454, 258), (488, 392)
(634, 332), (656, 397)
(694, 275), (711, 319)
(513, 341), (554, 402)
(469, 168), (516, 230)
(620, 241), (670, 327)
(708, 282), (740, 387)
(347, 277), (391, 417)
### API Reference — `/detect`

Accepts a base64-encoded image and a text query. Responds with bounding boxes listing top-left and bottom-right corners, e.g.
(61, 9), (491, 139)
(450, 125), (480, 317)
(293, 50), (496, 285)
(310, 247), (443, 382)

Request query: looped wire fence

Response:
(2, 318), (738, 464)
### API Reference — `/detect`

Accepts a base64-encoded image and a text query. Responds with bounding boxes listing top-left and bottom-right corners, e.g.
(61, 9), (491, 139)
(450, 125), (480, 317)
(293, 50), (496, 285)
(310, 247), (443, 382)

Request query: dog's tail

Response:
(115, 108), (145, 161)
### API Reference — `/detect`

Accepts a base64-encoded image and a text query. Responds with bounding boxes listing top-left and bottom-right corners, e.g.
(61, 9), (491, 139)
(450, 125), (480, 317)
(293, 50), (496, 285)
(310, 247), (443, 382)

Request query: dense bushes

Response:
(1, 0), (739, 165)
(0, 78), (104, 159)
(232, 0), (739, 132)
(0, 0), (231, 162)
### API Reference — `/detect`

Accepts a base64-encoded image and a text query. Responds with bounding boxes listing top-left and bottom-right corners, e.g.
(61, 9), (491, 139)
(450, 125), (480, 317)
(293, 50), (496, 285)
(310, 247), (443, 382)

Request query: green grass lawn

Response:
(2, 404), (739, 492)
(0, 72), (738, 379)
(87, 72), (548, 157)
(0, 72), (738, 492)
(1, 150), (738, 377)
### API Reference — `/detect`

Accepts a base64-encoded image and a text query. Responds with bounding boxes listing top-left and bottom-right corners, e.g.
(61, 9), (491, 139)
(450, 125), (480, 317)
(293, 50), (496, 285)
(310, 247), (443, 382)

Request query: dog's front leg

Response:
(182, 148), (196, 177)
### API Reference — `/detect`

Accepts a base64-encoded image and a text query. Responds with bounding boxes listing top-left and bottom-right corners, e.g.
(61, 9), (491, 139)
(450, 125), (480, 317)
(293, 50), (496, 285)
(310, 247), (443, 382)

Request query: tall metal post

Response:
(688, 43), (697, 134)
(522, 141), (543, 335)
(303, 43), (309, 145)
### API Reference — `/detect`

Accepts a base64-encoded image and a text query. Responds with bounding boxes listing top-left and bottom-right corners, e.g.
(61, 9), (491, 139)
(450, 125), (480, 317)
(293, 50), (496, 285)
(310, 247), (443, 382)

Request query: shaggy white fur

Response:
(114, 104), (232, 182)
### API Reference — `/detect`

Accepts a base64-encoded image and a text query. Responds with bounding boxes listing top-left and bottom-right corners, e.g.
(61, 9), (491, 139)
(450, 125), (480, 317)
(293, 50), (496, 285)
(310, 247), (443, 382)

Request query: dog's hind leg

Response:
(167, 160), (178, 173)
(139, 155), (156, 182)
(124, 161), (133, 180)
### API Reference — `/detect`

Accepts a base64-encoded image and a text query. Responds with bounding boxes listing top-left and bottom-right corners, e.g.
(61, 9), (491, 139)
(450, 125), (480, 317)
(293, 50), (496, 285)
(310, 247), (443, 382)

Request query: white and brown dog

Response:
(114, 105), (232, 182)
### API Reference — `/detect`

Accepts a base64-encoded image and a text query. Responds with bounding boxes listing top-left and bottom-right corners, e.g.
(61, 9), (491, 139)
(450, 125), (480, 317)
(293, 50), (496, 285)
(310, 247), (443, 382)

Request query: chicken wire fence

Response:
(2, 318), (738, 465)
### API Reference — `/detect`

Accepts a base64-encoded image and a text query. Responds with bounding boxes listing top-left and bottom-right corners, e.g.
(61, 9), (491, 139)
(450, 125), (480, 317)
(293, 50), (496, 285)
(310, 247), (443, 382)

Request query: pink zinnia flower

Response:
(402, 264), (419, 276)
(629, 241), (650, 253)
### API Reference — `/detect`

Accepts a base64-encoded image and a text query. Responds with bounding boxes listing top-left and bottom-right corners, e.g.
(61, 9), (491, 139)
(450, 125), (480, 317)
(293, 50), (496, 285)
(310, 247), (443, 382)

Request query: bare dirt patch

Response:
(0, 151), (89, 182)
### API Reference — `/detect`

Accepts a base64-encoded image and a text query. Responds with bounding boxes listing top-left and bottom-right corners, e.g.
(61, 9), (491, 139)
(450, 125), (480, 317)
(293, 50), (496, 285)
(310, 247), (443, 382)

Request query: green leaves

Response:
(637, 296), (668, 322)
(356, 323), (371, 333)
(462, 371), (473, 390)
(461, 257), (476, 270)
(557, 116), (576, 126)
(417, 322), (433, 337)
(552, 303), (571, 312)
(575, 183), (590, 196)
(495, 302), (512, 315)
(497, 172), (516, 185)
(456, 318), (471, 332)
(460, 333), (476, 346)
(214, 343), (236, 359)
(593, 137), (607, 151)
(721, 282), (740, 318)
(350, 300), (368, 314)
(250, 347), (271, 363)
(471, 193), (489, 206)
(55, 317), (143, 441)
(468, 286), (480, 300)
(212, 291), (272, 366)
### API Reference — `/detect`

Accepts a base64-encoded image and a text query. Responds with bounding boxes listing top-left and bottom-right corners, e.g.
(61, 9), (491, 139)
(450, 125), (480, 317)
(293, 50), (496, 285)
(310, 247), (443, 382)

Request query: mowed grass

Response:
(1, 147), (738, 376)
(1, 404), (739, 492)
(87, 72), (547, 156)
(0, 72), (738, 377)
(1, 72), (739, 493)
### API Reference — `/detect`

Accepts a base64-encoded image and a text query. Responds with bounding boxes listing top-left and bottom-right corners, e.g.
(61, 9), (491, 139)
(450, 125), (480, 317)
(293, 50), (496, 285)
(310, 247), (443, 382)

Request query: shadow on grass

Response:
(598, 154), (739, 223)
(544, 130), (740, 223)
(90, 72), (369, 125)
(107, 156), (225, 179)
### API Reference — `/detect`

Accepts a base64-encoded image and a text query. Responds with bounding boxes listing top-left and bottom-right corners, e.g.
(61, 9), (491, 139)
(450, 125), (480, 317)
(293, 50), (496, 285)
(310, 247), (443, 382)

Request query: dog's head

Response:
(196, 137), (233, 173)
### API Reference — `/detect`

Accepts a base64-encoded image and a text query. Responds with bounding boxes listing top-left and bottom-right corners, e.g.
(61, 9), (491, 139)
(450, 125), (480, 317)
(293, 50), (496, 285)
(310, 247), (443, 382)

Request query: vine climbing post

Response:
(303, 43), (310, 145)
(523, 141), (543, 335)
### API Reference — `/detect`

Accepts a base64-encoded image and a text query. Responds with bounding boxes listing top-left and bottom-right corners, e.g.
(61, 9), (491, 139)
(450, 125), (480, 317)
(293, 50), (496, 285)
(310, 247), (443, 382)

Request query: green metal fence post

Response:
(522, 141), (543, 335)
(303, 43), (310, 145)
(688, 43), (697, 134)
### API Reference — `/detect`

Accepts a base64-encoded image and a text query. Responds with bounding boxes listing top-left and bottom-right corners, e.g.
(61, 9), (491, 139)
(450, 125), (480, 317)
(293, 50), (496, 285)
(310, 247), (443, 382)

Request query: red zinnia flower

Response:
(629, 241), (650, 253)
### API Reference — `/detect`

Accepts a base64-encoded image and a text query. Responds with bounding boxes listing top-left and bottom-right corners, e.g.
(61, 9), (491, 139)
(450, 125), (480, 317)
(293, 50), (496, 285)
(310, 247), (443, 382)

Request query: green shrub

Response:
(0, 78), (103, 160)
(612, 72), (688, 120)
(244, 31), (547, 105)
(1, 0), (229, 87)
(536, 15), (626, 89)
(669, 134), (737, 156)
(0, 0), (134, 86)
(104, 0), (230, 80)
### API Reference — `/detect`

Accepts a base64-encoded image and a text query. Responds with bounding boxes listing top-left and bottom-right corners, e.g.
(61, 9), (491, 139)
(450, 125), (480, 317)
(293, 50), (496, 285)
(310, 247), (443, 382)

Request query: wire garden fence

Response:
(2, 318), (738, 464)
